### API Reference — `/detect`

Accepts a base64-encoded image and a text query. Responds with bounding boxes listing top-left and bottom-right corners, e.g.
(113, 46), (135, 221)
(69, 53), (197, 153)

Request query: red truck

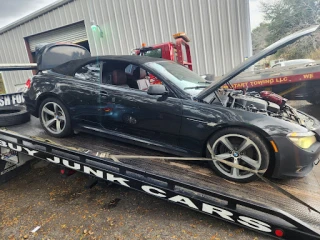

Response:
(133, 32), (193, 70)
(133, 32), (215, 82)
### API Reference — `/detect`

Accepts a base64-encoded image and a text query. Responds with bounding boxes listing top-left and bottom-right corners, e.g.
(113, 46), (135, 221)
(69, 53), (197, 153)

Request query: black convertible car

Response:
(24, 26), (320, 183)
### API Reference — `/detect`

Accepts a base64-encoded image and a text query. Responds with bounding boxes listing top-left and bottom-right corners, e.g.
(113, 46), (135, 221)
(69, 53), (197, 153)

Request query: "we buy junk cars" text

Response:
(0, 139), (274, 234)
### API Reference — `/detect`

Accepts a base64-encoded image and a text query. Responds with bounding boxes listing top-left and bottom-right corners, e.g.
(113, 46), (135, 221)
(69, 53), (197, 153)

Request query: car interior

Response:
(73, 60), (165, 93)
(100, 61), (153, 91)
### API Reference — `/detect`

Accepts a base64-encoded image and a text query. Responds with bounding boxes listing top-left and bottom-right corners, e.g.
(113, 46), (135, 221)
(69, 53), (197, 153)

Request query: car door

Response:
(63, 61), (102, 126)
(98, 84), (183, 146)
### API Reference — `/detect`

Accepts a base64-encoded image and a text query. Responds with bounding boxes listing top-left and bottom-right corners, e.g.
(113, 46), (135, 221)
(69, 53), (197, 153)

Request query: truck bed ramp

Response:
(0, 119), (320, 239)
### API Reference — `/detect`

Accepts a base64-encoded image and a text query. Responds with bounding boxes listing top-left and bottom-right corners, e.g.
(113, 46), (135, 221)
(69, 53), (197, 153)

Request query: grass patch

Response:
(0, 73), (5, 94)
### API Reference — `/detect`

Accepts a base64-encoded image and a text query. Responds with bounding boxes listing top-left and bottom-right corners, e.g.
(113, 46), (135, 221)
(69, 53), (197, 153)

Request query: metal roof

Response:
(0, 0), (73, 34)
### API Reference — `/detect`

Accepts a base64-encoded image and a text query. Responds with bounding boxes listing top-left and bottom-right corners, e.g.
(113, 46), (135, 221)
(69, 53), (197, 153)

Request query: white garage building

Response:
(0, 0), (252, 93)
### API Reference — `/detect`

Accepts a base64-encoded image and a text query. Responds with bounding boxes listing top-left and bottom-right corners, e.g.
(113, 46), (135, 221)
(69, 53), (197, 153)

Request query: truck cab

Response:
(133, 32), (193, 71)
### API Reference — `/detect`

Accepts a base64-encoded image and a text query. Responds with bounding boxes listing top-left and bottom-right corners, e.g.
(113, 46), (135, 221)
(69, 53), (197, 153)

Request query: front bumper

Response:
(271, 136), (320, 178)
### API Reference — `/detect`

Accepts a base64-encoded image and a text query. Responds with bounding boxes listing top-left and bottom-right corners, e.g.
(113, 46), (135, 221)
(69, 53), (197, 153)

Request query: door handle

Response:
(100, 91), (109, 96)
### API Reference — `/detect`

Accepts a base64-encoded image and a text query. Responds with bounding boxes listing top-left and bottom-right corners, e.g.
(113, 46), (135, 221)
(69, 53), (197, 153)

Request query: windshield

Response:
(142, 48), (162, 58)
(144, 61), (209, 95)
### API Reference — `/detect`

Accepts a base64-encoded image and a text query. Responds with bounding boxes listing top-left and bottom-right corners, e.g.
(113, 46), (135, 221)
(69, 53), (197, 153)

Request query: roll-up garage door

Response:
(28, 22), (87, 52)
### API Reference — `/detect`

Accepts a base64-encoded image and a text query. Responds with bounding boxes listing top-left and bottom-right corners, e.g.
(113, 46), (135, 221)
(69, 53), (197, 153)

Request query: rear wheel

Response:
(39, 98), (72, 138)
(207, 128), (269, 183)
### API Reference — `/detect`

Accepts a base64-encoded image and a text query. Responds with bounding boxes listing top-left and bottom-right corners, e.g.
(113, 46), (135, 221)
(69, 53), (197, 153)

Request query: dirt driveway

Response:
(0, 162), (272, 240)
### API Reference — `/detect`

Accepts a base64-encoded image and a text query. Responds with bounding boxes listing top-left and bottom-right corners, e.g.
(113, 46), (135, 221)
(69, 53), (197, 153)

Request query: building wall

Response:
(0, 0), (252, 93)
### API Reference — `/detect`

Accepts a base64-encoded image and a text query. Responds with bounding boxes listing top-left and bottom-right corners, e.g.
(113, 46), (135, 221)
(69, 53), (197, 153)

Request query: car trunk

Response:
(0, 43), (91, 72)
(36, 43), (91, 71)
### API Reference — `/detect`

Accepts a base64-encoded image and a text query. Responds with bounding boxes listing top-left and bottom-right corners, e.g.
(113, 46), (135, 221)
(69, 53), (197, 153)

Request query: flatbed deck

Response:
(4, 116), (320, 232)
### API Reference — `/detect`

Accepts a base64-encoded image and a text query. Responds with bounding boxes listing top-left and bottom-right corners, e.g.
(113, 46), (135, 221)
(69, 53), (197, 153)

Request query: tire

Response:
(0, 105), (30, 127)
(39, 98), (72, 138)
(206, 128), (269, 183)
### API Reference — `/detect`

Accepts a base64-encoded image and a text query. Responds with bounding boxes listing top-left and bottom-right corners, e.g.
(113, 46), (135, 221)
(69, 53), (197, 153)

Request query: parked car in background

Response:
(270, 58), (285, 68)
(272, 59), (315, 68)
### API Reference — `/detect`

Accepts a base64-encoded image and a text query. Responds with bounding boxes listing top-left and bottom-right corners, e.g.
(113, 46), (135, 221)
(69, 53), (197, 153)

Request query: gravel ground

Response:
(0, 164), (269, 240)
(0, 100), (318, 240)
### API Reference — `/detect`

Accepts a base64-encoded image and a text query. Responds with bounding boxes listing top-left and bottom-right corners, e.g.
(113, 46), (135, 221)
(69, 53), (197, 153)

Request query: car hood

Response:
(196, 25), (319, 100)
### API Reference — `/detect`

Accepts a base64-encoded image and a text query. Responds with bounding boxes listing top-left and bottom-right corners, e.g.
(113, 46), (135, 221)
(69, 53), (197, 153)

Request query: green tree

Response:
(262, 0), (320, 43)
(252, 22), (270, 54)
(261, 0), (320, 59)
(0, 73), (5, 94)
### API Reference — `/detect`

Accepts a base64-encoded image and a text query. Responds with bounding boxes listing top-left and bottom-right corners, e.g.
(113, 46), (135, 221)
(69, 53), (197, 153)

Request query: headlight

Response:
(287, 132), (317, 149)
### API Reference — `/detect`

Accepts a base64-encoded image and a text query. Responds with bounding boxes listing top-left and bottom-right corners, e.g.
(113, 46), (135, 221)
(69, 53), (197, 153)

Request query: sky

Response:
(249, 0), (264, 30)
(0, 0), (58, 29)
(0, 0), (264, 30)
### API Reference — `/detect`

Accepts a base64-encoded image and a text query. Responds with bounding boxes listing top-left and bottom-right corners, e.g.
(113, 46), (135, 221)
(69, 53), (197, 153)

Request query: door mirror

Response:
(201, 74), (215, 81)
(147, 85), (168, 95)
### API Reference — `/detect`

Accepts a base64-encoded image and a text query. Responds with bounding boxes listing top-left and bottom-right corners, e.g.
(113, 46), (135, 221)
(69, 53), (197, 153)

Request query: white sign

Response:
(0, 93), (25, 107)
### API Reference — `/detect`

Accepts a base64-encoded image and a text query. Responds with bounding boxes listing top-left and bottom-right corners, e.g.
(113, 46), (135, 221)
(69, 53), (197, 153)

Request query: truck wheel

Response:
(206, 128), (269, 183)
(39, 98), (72, 138)
(0, 106), (30, 127)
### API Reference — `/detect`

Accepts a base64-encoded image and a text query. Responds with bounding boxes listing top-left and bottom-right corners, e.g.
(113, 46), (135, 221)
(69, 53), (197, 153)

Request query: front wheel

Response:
(206, 128), (269, 183)
(39, 98), (72, 138)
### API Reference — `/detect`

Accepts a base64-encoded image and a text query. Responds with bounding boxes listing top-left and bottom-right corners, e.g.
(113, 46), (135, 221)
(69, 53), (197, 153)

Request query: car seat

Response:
(112, 70), (130, 88)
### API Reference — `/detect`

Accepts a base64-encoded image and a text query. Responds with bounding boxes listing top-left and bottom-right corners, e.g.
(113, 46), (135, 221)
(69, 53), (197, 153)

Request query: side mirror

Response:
(201, 74), (215, 81)
(147, 85), (168, 95)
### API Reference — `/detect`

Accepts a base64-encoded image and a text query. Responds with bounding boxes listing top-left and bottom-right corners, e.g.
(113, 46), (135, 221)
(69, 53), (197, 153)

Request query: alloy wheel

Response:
(210, 134), (262, 180)
(41, 102), (66, 134)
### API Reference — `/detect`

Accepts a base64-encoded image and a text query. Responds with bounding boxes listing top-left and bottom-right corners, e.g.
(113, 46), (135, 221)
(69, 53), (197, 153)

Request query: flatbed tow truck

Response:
(223, 61), (320, 103)
(1, 38), (320, 239)
(0, 115), (320, 239)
